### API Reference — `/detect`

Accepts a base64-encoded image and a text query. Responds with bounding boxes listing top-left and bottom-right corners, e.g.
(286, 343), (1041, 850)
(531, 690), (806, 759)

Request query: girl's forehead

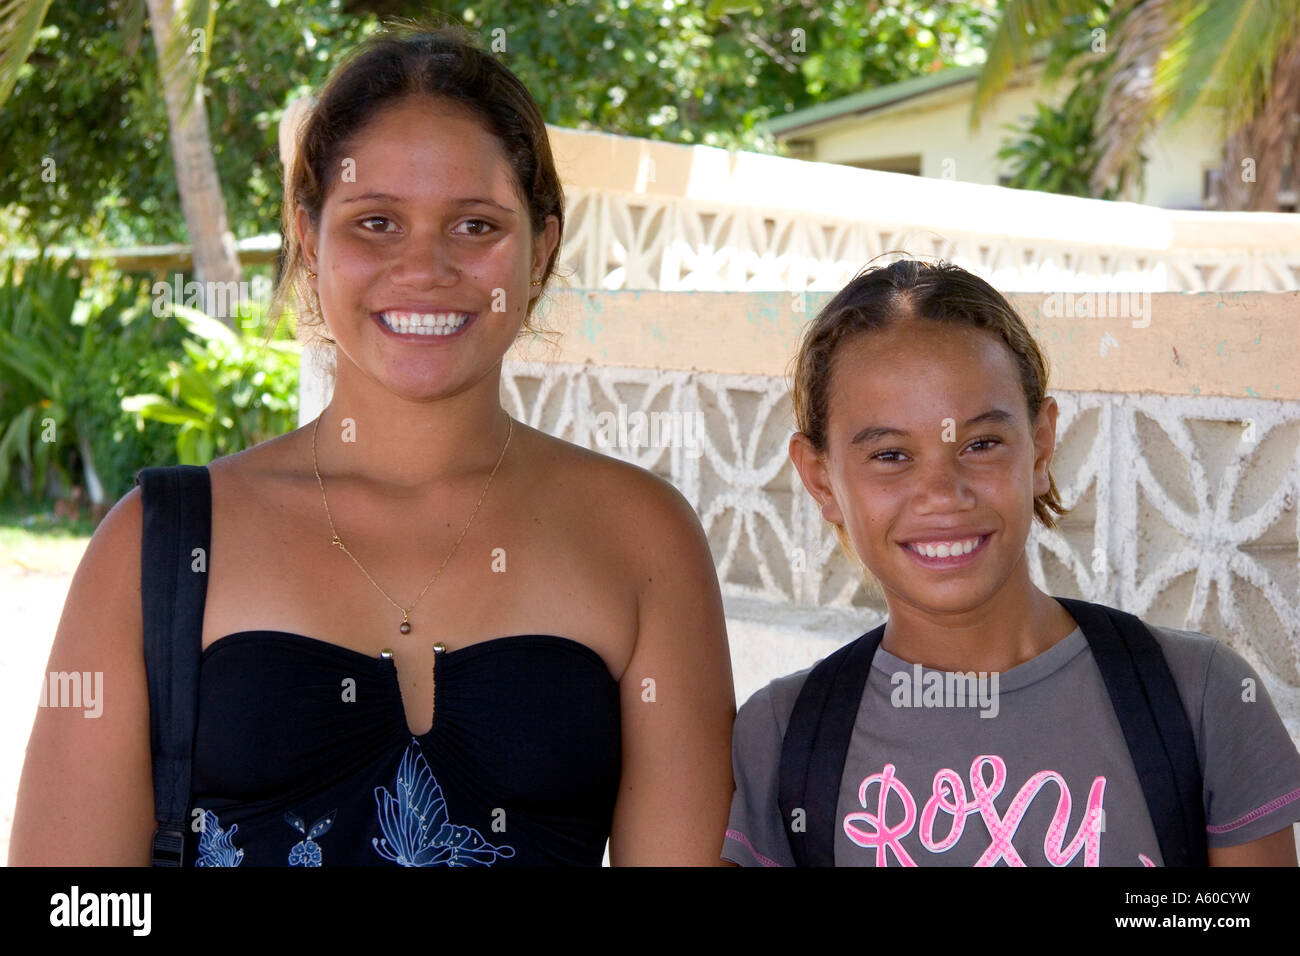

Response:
(826, 323), (1027, 422)
(325, 98), (518, 203)
(341, 96), (495, 157)
(834, 320), (1017, 372)
(372, 92), (478, 125)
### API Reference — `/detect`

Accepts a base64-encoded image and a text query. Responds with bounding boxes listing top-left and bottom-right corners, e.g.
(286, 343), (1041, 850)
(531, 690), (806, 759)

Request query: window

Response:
(845, 155), (922, 176)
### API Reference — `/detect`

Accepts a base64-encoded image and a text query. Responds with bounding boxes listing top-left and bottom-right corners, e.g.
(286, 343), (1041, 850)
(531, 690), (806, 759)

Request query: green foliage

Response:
(0, 255), (181, 505)
(970, 0), (1106, 121)
(0, 0), (996, 248)
(122, 301), (299, 466)
(0, 0), (374, 248)
(0, 255), (298, 505)
(997, 77), (1110, 197)
(71, 276), (194, 500)
(994, 9), (1144, 200)
(452, 0), (998, 149)
(0, 255), (79, 501)
(0, 0), (55, 108)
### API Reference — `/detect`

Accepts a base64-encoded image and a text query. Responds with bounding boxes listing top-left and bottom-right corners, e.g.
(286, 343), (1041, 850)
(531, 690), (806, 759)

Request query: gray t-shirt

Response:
(723, 623), (1300, 866)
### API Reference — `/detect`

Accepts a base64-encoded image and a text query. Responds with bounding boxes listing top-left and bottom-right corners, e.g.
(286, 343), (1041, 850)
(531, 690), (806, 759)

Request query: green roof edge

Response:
(764, 63), (988, 136)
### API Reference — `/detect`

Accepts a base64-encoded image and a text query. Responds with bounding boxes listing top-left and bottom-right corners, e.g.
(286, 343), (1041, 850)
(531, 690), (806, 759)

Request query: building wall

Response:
(786, 79), (1223, 210)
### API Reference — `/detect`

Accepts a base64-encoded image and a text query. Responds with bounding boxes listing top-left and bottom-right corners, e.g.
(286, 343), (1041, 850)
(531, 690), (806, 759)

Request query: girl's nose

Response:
(391, 230), (460, 286)
(912, 458), (975, 513)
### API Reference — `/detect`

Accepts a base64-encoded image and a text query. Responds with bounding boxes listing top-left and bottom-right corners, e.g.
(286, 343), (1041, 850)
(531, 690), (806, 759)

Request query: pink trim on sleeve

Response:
(1206, 787), (1300, 834)
(725, 828), (783, 867)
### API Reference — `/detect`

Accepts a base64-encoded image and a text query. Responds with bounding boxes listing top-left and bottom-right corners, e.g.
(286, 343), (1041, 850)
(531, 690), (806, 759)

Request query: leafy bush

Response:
(994, 13), (1146, 202)
(0, 255), (186, 508)
(997, 80), (1110, 198)
(0, 255), (253, 513)
(0, 255), (80, 503)
(122, 301), (299, 465)
(71, 281), (192, 501)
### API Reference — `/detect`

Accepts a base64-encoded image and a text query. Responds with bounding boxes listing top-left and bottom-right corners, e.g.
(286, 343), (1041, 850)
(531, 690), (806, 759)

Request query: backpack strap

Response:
(136, 464), (211, 867)
(778, 600), (1207, 867)
(777, 623), (885, 867)
(1054, 597), (1207, 867)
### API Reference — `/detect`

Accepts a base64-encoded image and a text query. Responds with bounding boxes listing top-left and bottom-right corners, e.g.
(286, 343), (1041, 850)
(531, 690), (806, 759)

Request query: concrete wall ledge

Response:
(508, 288), (1299, 400)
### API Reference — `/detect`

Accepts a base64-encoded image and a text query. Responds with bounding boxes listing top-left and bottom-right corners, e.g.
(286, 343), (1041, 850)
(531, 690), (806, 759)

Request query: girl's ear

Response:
(530, 215), (561, 297)
(1031, 395), (1059, 499)
(296, 206), (320, 288)
(789, 431), (845, 524)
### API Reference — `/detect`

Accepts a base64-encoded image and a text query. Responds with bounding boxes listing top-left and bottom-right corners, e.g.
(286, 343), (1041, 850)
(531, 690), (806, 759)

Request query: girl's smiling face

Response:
(297, 94), (558, 402)
(791, 318), (1059, 619)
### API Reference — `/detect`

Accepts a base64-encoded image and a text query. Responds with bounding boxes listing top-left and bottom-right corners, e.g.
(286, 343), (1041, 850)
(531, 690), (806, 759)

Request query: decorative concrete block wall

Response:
(300, 288), (1300, 742)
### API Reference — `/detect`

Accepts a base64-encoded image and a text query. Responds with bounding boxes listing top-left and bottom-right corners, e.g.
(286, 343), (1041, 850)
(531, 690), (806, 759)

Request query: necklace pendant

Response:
(399, 621), (411, 635)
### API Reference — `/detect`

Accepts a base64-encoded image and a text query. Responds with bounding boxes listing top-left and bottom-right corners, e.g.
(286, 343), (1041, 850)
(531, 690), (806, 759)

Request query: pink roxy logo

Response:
(841, 755), (1157, 866)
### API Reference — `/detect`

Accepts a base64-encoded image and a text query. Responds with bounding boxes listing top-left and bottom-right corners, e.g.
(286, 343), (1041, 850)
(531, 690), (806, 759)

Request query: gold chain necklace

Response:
(311, 411), (513, 634)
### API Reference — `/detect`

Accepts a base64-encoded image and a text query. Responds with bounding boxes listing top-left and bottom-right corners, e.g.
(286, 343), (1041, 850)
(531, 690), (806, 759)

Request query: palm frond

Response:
(971, 0), (1103, 126)
(0, 0), (55, 111)
(1157, 0), (1300, 127)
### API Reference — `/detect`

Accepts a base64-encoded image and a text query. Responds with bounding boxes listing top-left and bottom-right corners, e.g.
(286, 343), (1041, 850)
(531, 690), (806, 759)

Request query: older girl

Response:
(11, 21), (734, 867)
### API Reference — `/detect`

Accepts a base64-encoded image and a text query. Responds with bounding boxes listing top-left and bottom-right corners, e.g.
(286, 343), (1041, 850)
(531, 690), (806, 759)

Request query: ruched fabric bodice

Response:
(184, 631), (621, 866)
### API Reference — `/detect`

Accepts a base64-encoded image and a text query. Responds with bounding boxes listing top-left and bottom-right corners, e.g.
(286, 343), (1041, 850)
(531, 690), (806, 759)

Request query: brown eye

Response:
(871, 449), (908, 463)
(358, 216), (394, 232)
(454, 218), (495, 236)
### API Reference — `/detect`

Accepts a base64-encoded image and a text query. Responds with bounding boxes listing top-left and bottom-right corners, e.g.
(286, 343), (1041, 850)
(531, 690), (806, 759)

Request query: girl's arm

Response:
(607, 476), (735, 865)
(1208, 828), (1298, 866)
(9, 487), (157, 865)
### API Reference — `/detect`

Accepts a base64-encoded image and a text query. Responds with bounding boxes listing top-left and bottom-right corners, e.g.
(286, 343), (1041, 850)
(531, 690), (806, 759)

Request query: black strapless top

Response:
(185, 630), (621, 866)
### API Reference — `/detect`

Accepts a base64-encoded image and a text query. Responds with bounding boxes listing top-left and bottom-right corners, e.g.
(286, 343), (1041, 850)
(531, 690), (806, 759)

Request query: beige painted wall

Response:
(510, 289), (1300, 400)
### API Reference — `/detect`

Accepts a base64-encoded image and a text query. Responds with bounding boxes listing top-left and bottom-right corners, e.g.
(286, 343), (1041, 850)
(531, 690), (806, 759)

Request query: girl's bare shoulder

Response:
(522, 423), (704, 533)
(202, 426), (316, 494)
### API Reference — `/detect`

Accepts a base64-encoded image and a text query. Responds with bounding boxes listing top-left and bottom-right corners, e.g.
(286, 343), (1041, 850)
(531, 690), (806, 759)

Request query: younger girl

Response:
(722, 258), (1300, 867)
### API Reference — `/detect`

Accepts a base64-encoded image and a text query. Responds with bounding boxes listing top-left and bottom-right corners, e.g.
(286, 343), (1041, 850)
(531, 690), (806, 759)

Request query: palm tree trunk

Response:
(145, 0), (242, 326)
(1211, 34), (1300, 211)
(1091, 0), (1167, 202)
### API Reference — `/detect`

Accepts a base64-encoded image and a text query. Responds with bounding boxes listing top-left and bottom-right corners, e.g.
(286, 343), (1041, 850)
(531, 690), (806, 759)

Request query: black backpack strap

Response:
(778, 601), (1206, 868)
(778, 623), (885, 866)
(136, 464), (211, 867)
(1055, 597), (1207, 866)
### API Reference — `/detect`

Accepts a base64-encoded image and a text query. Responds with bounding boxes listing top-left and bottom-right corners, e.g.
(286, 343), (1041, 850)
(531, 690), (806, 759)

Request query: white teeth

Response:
(379, 311), (471, 335)
(909, 536), (982, 558)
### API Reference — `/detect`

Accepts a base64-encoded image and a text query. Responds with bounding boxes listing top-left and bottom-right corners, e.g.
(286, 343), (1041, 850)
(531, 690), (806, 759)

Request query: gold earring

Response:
(306, 268), (317, 279)
(530, 277), (541, 287)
